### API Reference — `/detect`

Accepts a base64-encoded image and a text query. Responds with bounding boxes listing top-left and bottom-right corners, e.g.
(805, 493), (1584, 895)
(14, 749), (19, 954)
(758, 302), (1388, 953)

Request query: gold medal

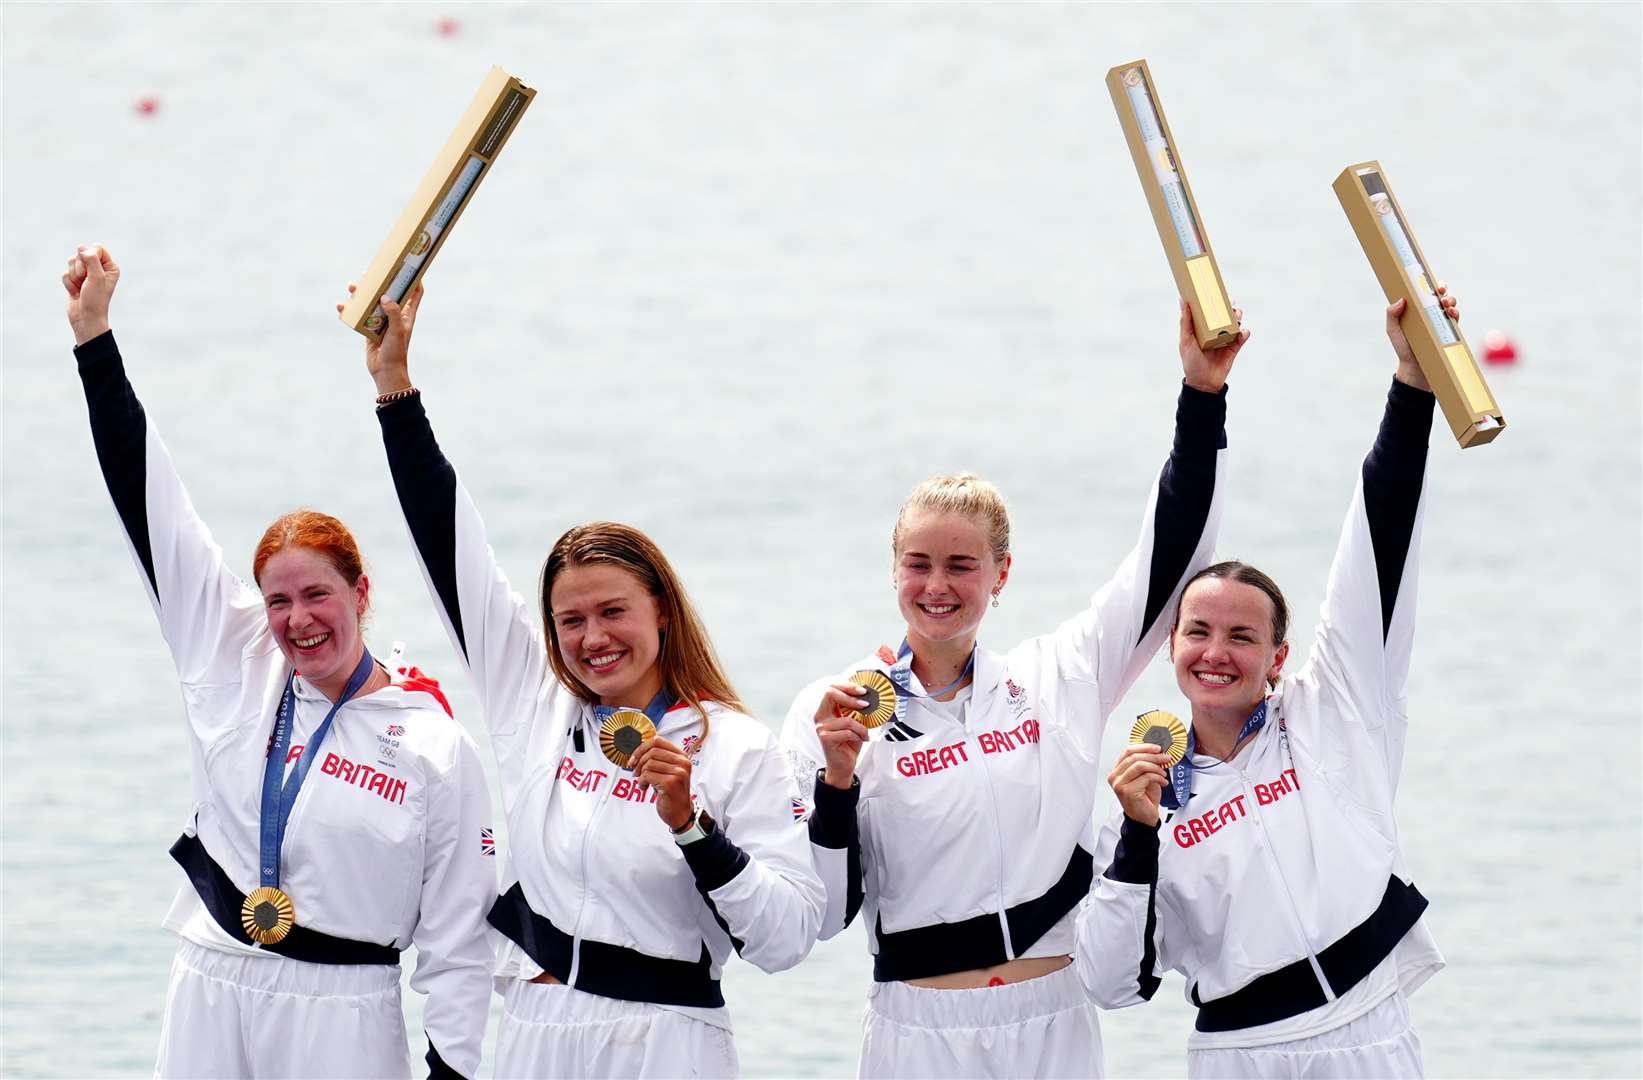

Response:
(1130, 710), (1189, 767)
(241, 886), (296, 945)
(599, 709), (656, 768)
(847, 670), (898, 729)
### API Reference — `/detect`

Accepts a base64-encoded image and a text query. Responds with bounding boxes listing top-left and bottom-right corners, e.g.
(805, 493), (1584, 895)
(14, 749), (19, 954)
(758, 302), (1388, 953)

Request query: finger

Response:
(380, 296), (401, 318)
(1435, 280), (1447, 295)
(403, 282), (424, 323)
(1178, 300), (1195, 344)
(1231, 305), (1243, 325)
(63, 271), (82, 298)
(79, 247), (105, 282)
(347, 282), (358, 295)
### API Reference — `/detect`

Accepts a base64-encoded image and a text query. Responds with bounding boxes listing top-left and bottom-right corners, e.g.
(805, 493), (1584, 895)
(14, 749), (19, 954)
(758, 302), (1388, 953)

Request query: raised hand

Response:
(1386, 283), (1458, 392)
(1178, 299), (1249, 394)
(63, 244), (121, 345)
(338, 282), (424, 396)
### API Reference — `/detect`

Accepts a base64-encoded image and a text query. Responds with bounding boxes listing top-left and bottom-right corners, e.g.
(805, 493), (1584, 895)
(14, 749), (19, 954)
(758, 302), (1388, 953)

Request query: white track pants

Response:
(494, 978), (739, 1079)
(859, 965), (1103, 1079)
(1187, 991), (1424, 1079)
(155, 939), (410, 1079)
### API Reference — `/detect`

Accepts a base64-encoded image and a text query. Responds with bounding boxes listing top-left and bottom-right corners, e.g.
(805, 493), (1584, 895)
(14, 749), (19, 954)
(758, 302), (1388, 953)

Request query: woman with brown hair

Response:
(344, 282), (823, 1077)
(67, 246), (495, 1079)
(1077, 293), (1461, 1078)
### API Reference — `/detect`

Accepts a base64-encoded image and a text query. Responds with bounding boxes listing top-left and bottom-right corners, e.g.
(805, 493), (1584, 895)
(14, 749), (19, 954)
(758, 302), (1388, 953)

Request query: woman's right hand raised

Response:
(814, 683), (872, 790)
(1109, 744), (1169, 827)
(338, 282), (423, 396)
(1178, 299), (1249, 394)
(64, 244), (120, 346)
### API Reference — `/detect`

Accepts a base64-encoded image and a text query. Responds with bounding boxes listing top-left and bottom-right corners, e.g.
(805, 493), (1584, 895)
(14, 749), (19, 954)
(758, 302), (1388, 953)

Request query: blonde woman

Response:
(344, 283), (823, 1077)
(781, 303), (1248, 1077)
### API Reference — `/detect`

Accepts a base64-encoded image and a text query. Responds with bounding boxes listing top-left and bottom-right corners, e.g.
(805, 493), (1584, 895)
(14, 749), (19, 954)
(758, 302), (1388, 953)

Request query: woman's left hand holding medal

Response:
(629, 738), (696, 832)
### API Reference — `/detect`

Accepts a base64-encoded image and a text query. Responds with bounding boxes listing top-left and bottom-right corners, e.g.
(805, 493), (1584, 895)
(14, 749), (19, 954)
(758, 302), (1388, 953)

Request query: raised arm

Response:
(1050, 302), (1243, 732)
(348, 284), (559, 793)
(67, 247), (266, 708)
(1301, 294), (1447, 784)
(408, 728), (497, 1080)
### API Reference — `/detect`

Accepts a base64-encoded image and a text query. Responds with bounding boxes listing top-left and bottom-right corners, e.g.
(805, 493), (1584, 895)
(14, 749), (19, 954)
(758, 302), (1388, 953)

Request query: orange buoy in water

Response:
(1481, 330), (1518, 364)
(435, 16), (460, 36)
(134, 96), (160, 116)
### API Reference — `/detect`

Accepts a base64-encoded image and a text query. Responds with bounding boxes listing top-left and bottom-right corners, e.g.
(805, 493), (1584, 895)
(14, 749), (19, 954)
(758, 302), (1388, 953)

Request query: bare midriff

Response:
(528, 971), (563, 985)
(906, 954), (1070, 989)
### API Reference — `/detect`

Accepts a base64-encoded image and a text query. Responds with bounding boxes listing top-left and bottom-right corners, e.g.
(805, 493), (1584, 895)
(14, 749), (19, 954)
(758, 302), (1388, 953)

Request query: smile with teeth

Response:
(292, 632), (331, 650)
(584, 651), (624, 672)
(1194, 672), (1235, 686)
(920, 603), (959, 616)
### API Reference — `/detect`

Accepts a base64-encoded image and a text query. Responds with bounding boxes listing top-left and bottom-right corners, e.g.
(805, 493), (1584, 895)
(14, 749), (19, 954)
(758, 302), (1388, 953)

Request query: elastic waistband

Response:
(868, 963), (1088, 1029)
(873, 846), (1093, 983)
(169, 833), (400, 967)
(1192, 876), (1428, 1033)
(170, 938), (403, 998)
(488, 883), (724, 1009)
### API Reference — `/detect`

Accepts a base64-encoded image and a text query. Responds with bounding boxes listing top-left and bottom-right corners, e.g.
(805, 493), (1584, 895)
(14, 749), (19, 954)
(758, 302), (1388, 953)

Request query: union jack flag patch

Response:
(480, 828), (496, 856)
(386, 724), (405, 736)
(791, 797), (811, 823)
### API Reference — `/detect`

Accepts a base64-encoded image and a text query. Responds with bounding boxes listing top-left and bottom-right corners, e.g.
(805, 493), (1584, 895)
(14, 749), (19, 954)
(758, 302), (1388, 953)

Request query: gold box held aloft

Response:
(340, 66), (536, 340)
(1105, 60), (1238, 351)
(1333, 162), (1505, 448)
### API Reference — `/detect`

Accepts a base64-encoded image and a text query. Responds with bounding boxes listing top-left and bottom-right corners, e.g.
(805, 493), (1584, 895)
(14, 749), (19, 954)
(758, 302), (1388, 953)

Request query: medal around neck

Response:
(242, 886), (296, 945)
(600, 709), (656, 769)
(847, 670), (898, 729)
(1131, 710), (1189, 767)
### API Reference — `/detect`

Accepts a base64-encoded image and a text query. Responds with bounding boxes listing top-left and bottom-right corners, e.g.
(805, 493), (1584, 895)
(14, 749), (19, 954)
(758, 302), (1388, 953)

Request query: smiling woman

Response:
(1077, 292), (1465, 1079)
(62, 246), (496, 1080)
(347, 281), (824, 1078)
(779, 297), (1248, 1079)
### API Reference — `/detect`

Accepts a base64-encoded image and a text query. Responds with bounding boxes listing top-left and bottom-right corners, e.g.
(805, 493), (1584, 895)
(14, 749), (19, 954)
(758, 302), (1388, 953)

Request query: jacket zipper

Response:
(1240, 767), (1335, 1003)
(968, 699), (1016, 959)
(567, 724), (617, 988)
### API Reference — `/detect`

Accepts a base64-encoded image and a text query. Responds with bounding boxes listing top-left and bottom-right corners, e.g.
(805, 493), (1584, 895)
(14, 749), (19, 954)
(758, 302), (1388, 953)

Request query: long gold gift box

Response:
(1333, 162), (1505, 448)
(1105, 60), (1238, 350)
(340, 67), (536, 340)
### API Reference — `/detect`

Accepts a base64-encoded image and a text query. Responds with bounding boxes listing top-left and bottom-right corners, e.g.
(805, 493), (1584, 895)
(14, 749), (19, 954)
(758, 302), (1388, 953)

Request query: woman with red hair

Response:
(65, 246), (496, 1080)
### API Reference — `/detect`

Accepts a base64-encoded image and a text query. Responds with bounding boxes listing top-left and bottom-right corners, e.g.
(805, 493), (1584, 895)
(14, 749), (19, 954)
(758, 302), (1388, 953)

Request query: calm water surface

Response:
(3, 3), (1639, 1076)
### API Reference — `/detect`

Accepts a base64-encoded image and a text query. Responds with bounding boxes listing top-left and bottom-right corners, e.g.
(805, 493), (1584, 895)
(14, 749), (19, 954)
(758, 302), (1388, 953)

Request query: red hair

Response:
(252, 510), (366, 590)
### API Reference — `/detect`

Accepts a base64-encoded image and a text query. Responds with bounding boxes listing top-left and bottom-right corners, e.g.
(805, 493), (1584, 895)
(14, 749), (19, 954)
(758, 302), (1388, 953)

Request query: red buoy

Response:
(435, 16), (460, 36)
(134, 96), (160, 116)
(1481, 330), (1518, 364)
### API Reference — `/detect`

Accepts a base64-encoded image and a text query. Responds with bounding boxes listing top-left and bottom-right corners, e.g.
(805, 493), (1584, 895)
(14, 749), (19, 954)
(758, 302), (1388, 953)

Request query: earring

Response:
(991, 593), (1000, 609)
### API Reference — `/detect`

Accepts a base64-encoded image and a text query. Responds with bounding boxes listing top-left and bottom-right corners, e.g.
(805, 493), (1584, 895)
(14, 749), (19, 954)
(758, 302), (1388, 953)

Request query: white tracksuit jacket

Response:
(376, 394), (823, 1016)
(1075, 380), (1445, 1047)
(74, 331), (496, 1078)
(781, 384), (1227, 983)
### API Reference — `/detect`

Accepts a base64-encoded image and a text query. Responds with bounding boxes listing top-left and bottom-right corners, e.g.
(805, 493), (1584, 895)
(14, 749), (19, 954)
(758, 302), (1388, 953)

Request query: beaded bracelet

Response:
(375, 386), (420, 408)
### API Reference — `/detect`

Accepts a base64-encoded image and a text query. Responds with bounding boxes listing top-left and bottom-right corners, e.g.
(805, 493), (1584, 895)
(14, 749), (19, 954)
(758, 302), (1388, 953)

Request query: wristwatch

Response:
(671, 809), (715, 846)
